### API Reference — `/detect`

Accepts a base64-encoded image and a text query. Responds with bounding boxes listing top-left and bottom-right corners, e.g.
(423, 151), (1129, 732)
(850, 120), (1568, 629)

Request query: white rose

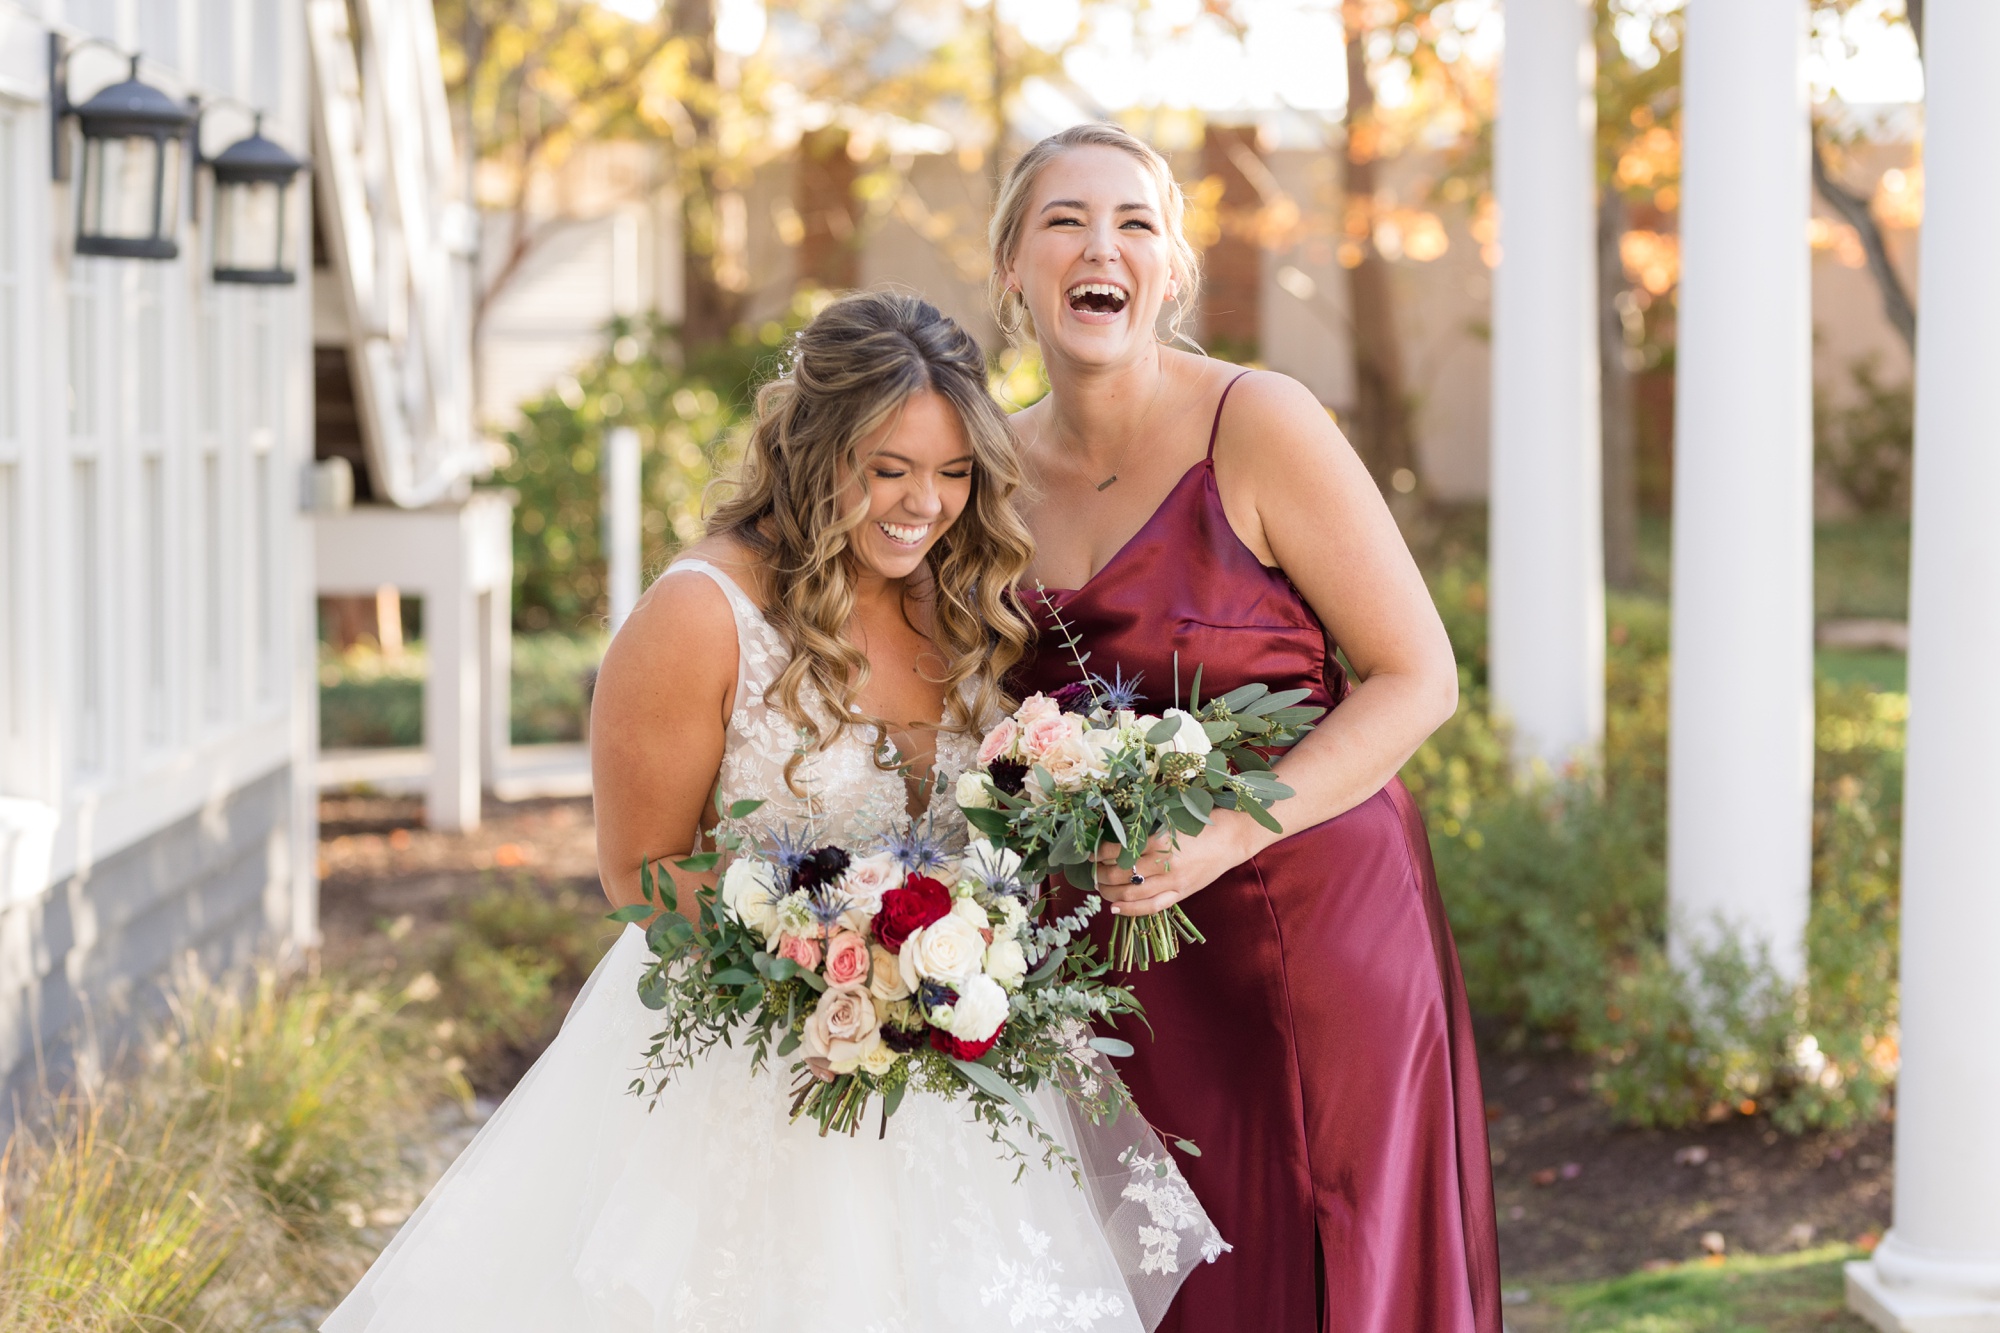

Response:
(868, 943), (911, 1001)
(837, 852), (900, 929)
(955, 769), (996, 811)
(859, 1038), (900, 1076)
(946, 974), (1011, 1043)
(720, 858), (780, 939)
(950, 896), (990, 929)
(1083, 725), (1127, 770)
(898, 915), (987, 992)
(1158, 708), (1214, 756)
(984, 937), (1028, 990)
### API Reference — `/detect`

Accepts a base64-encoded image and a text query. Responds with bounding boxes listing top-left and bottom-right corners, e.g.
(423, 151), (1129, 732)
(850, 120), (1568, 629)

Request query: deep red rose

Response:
(872, 874), (951, 953)
(930, 1025), (1002, 1061)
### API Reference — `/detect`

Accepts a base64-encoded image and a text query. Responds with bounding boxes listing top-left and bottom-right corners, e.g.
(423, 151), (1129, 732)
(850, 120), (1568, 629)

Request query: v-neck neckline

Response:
(1036, 457), (1211, 599)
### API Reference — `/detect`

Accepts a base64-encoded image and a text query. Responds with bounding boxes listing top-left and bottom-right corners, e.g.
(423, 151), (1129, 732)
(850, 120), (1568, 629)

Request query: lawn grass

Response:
(319, 631), (606, 748)
(1509, 1246), (1874, 1332)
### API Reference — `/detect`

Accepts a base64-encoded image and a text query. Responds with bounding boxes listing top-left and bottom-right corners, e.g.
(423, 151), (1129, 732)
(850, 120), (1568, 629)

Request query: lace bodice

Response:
(669, 559), (982, 854)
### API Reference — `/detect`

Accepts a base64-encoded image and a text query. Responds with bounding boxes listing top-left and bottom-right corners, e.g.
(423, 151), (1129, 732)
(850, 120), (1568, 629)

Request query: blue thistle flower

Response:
(1090, 665), (1146, 713)
(760, 826), (816, 881)
(881, 816), (953, 876)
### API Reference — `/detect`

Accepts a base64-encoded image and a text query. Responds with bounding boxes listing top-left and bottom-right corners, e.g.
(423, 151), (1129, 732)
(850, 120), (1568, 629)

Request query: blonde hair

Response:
(708, 291), (1036, 787)
(988, 122), (1203, 347)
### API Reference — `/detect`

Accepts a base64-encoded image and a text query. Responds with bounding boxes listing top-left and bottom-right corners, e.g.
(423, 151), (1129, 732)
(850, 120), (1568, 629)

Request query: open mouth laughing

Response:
(876, 521), (931, 549)
(1066, 281), (1129, 315)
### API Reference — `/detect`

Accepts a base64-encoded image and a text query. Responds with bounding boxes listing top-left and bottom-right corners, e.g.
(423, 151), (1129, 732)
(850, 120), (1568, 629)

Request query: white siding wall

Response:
(0, 0), (312, 911)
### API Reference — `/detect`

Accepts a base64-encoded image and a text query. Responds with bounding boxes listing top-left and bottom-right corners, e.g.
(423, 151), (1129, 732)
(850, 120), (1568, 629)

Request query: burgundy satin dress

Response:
(1015, 375), (1502, 1333)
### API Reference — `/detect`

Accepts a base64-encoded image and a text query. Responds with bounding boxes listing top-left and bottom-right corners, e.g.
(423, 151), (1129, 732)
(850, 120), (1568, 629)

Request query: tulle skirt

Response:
(323, 926), (1218, 1333)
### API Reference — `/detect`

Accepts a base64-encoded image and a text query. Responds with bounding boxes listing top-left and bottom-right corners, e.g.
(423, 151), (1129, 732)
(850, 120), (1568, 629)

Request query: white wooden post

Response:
(1488, 0), (1604, 770)
(604, 426), (641, 635)
(1666, 0), (1814, 981)
(424, 535), (482, 833)
(1845, 1), (2000, 1325)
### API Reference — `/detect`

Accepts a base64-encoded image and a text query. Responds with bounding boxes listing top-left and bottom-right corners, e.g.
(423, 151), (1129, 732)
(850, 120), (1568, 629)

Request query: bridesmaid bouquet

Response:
(617, 799), (1145, 1167)
(957, 602), (1324, 969)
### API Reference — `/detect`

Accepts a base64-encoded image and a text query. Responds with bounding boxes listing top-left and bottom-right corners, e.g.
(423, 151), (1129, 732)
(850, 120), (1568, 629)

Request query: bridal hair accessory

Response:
(958, 588), (1324, 969)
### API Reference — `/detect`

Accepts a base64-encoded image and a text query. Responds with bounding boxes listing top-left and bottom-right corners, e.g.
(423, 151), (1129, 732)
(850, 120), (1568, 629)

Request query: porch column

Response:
(1488, 0), (1603, 769)
(1846, 0), (2000, 1325)
(1665, 0), (1813, 980)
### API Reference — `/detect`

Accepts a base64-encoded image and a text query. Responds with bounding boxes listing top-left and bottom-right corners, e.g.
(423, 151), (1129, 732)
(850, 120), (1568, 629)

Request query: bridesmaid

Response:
(996, 123), (1502, 1333)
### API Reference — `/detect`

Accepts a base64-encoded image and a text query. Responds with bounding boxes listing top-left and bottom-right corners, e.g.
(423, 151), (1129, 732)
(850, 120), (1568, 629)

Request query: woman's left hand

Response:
(1091, 813), (1259, 917)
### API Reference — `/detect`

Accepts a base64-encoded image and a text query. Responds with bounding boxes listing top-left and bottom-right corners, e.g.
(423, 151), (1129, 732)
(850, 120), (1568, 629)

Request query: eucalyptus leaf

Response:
(767, 955), (799, 982)
(1180, 787), (1215, 821)
(1201, 719), (1235, 743)
(776, 1028), (801, 1056)
(881, 1080), (906, 1120)
(1243, 800), (1285, 834)
(1145, 717), (1181, 745)
(1088, 1036), (1135, 1058)
(964, 806), (1013, 838)
(711, 968), (759, 986)
(725, 798), (767, 819)
(606, 903), (653, 924)
(949, 1057), (1041, 1129)
(1025, 943), (1068, 985)
(1218, 683), (1269, 711)
(1189, 663), (1204, 711)
(1174, 1138), (1202, 1157)
(676, 851), (721, 874)
(736, 982), (765, 1013)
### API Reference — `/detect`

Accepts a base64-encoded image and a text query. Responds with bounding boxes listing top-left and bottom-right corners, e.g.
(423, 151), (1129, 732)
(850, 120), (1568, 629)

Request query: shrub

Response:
(1816, 356), (1913, 516)
(318, 632), (609, 749)
(492, 304), (825, 633)
(1406, 556), (1902, 1132)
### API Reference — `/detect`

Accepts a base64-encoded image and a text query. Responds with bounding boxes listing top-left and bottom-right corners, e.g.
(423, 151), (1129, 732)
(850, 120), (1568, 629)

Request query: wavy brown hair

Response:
(708, 291), (1035, 784)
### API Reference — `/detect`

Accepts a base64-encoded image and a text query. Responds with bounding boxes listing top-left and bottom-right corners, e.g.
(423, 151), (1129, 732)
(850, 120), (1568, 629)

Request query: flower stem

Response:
(1107, 906), (1206, 971)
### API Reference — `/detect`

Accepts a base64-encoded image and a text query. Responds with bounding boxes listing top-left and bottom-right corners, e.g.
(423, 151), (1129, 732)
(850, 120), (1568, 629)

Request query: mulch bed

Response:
(315, 792), (1896, 1288)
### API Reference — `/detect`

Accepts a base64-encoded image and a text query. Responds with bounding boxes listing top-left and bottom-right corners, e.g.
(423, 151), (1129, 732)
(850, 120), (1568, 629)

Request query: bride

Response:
(322, 291), (1220, 1333)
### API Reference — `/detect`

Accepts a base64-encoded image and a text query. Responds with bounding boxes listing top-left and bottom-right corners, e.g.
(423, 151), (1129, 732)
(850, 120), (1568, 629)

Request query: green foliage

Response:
(491, 307), (817, 633)
(318, 632), (608, 749)
(1527, 1244), (1870, 1331)
(415, 883), (615, 1091)
(1816, 357), (1914, 517)
(1406, 558), (1901, 1133)
(0, 964), (446, 1326)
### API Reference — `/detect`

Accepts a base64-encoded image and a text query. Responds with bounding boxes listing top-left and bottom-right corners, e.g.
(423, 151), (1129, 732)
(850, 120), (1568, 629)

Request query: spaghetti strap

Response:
(1205, 370), (1255, 461)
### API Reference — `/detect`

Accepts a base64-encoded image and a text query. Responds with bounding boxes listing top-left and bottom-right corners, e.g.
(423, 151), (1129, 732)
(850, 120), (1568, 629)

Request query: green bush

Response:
(1406, 558), (1901, 1132)
(491, 305), (826, 633)
(318, 632), (608, 749)
(1816, 356), (1913, 516)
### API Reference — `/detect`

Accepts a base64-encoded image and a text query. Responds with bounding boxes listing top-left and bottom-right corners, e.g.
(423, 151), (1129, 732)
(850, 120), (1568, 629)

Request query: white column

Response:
(604, 426), (641, 635)
(1846, 2), (2000, 1326)
(1488, 0), (1604, 770)
(1665, 0), (1813, 981)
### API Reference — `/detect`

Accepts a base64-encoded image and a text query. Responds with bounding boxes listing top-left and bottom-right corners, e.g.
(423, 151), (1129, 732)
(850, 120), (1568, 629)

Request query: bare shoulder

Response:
(1215, 369), (1347, 470)
(595, 548), (743, 716)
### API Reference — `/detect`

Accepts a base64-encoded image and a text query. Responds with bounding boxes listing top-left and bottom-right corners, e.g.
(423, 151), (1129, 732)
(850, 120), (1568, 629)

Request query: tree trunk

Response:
(675, 0), (741, 348)
(1341, 5), (1416, 493)
(1810, 131), (1916, 354)
(1599, 188), (1641, 588)
(796, 126), (860, 290)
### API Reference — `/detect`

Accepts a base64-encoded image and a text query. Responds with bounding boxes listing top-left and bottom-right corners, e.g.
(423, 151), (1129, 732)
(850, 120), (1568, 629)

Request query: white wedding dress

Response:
(323, 560), (1225, 1333)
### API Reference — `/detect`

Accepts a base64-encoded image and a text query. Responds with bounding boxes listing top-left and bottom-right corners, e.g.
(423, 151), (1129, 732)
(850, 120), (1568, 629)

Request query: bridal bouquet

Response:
(618, 799), (1144, 1165)
(956, 604), (1324, 969)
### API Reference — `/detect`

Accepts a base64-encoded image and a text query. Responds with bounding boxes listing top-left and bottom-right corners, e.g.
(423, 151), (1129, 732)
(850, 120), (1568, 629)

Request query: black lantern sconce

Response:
(49, 35), (196, 261)
(201, 113), (308, 285)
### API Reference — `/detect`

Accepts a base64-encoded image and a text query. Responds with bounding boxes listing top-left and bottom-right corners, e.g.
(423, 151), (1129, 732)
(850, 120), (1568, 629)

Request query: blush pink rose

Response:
(776, 934), (823, 972)
(1021, 713), (1080, 763)
(1014, 693), (1062, 728)
(976, 717), (1021, 766)
(823, 930), (870, 988)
